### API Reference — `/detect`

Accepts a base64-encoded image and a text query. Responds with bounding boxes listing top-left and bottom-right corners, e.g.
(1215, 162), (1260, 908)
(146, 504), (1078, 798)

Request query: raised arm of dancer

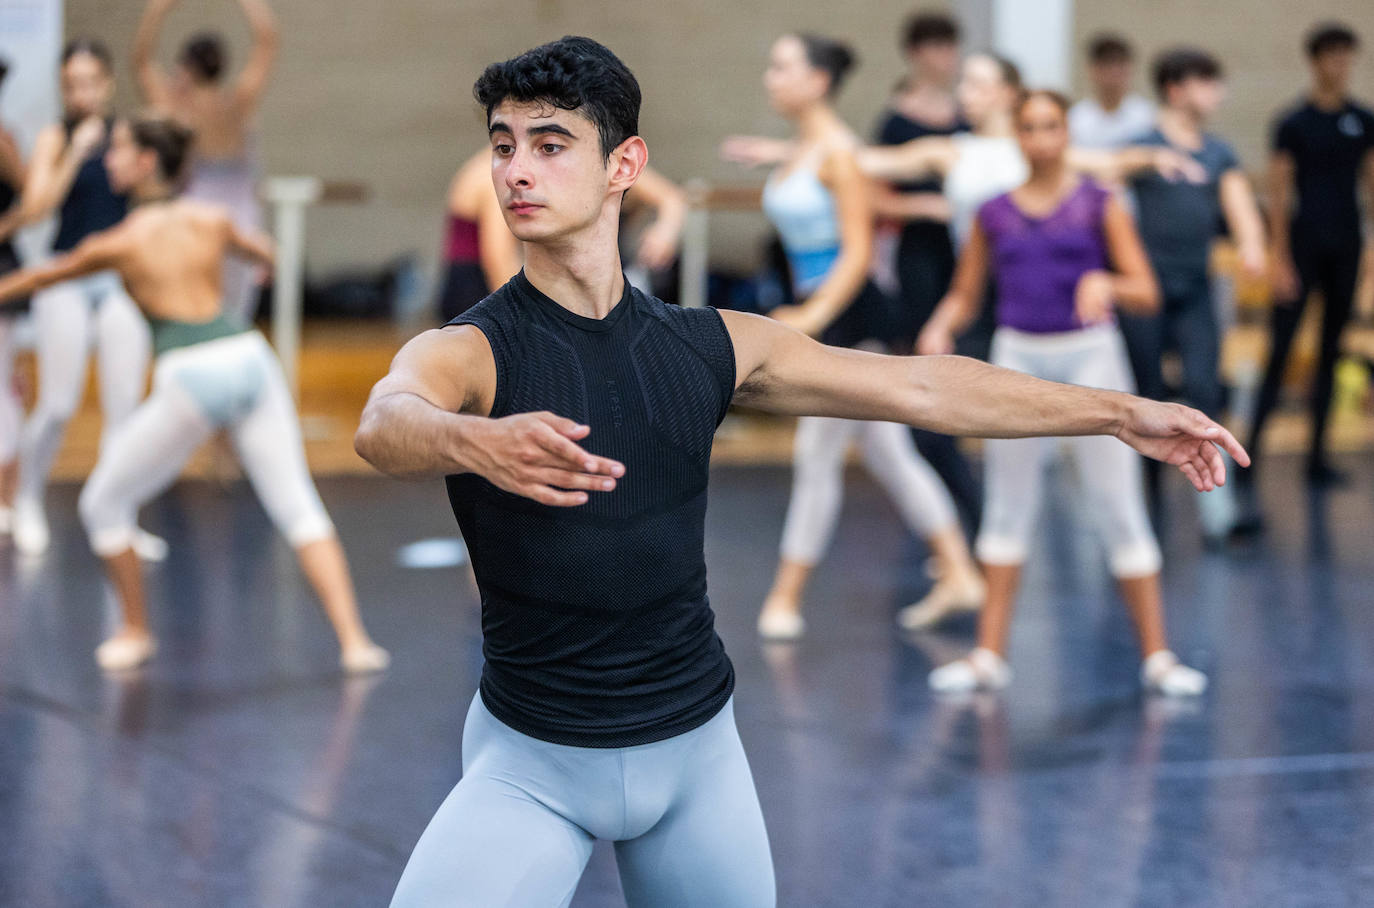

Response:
(232, 0), (280, 114)
(855, 136), (956, 182)
(722, 309), (1248, 492)
(870, 183), (951, 222)
(0, 230), (122, 309)
(133, 0), (178, 106)
(0, 122), (102, 243)
(719, 136), (796, 169)
(1068, 146), (1206, 185)
(626, 165), (687, 271)
(771, 146), (873, 337)
(1264, 150), (1298, 302)
(1079, 192), (1161, 322)
(355, 327), (624, 499)
(1219, 168), (1267, 280)
(915, 220), (990, 355)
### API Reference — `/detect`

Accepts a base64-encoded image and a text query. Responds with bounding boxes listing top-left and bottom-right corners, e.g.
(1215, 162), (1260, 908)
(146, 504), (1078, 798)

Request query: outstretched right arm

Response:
(354, 326), (624, 505)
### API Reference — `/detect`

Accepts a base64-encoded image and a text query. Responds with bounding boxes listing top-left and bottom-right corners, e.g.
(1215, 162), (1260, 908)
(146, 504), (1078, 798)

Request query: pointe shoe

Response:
(13, 500), (49, 555)
(929, 647), (1011, 694)
(341, 642), (391, 674)
(757, 609), (806, 641)
(95, 633), (158, 671)
(1141, 650), (1208, 697)
(133, 529), (169, 563)
(898, 575), (986, 631)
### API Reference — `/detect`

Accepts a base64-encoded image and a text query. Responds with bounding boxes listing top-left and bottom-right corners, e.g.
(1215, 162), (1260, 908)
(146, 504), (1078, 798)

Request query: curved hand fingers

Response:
(534, 412), (591, 440)
(1194, 441), (1226, 487)
(536, 468), (618, 493)
(532, 425), (626, 476)
(520, 484), (590, 508)
(1177, 460), (1206, 492)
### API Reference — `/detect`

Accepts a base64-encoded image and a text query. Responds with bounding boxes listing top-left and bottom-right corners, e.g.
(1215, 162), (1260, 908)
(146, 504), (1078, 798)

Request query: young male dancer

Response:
(1120, 47), (1266, 542)
(0, 115), (388, 674)
(357, 37), (1246, 908)
(1246, 22), (1374, 493)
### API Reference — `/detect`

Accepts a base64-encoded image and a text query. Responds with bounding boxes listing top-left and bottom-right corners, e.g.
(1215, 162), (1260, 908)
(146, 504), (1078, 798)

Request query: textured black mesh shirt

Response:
(446, 271), (738, 747)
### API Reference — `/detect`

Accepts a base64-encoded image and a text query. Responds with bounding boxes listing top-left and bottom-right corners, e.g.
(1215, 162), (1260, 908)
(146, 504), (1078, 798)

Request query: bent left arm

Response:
(626, 165), (687, 271)
(227, 221), (275, 268)
(0, 231), (122, 310)
(720, 309), (1248, 491)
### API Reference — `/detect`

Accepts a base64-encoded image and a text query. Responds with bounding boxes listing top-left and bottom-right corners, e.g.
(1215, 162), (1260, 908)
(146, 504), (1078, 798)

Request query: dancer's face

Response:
(765, 36), (830, 117)
(1015, 95), (1070, 168)
(487, 100), (644, 245)
(1088, 57), (1132, 100)
(61, 52), (114, 120)
(103, 121), (154, 193)
(957, 55), (1014, 127)
(1311, 47), (1356, 92)
(906, 40), (960, 87)
(1168, 76), (1226, 120)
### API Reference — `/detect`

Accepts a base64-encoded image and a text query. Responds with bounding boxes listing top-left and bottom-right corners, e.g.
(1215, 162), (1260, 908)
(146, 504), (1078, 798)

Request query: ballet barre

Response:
(678, 181), (764, 309)
(263, 176), (368, 399)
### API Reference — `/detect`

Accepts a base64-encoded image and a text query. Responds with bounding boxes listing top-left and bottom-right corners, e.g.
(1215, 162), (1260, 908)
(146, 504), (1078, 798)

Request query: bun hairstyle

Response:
(795, 33), (857, 97)
(179, 33), (227, 83)
(62, 38), (114, 72)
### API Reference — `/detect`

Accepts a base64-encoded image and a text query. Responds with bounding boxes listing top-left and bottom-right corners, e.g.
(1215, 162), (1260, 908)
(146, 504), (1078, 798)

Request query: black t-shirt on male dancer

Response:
(446, 270), (736, 747)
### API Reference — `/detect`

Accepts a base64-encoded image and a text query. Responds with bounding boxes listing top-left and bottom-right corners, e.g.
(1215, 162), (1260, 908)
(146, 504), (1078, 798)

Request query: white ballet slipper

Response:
(133, 529), (169, 563)
(929, 647), (1011, 693)
(757, 609), (806, 641)
(13, 499), (49, 554)
(1141, 650), (1208, 697)
(342, 643), (391, 674)
(95, 634), (158, 671)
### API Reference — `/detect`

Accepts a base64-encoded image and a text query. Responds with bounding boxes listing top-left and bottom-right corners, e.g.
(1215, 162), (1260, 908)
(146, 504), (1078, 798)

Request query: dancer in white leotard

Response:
(134, 0), (278, 325)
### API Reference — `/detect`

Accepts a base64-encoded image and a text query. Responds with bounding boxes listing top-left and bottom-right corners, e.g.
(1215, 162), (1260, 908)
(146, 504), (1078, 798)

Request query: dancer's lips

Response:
(507, 200), (544, 216)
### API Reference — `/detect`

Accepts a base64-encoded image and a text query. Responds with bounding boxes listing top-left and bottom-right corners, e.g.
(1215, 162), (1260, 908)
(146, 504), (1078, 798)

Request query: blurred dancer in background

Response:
(916, 91), (1208, 697)
(134, 0), (279, 325)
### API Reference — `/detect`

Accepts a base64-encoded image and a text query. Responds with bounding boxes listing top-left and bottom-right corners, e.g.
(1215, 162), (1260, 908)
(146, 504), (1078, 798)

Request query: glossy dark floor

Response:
(2, 456), (1373, 907)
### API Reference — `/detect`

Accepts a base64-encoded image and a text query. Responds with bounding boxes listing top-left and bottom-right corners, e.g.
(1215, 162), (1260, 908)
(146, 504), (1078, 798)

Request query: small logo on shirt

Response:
(606, 380), (624, 429)
(1339, 113), (1364, 138)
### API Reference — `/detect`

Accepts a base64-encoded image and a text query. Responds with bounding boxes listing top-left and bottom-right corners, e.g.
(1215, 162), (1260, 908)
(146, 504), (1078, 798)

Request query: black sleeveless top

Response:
(446, 271), (737, 747)
(53, 118), (127, 252)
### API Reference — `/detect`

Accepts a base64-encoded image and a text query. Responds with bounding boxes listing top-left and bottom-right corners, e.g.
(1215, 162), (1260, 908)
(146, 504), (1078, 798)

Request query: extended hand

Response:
(1115, 398), (1250, 492)
(70, 116), (107, 159)
(916, 323), (955, 356)
(1074, 270), (1116, 325)
(466, 412), (625, 507)
(719, 136), (794, 169)
(1152, 148), (1206, 183)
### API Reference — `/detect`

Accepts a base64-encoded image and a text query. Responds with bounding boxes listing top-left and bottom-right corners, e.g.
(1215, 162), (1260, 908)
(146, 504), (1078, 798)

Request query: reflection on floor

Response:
(1, 455), (1372, 907)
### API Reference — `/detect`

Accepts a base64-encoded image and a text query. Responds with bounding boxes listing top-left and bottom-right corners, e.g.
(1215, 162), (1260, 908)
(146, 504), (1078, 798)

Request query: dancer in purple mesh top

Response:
(917, 90), (1208, 698)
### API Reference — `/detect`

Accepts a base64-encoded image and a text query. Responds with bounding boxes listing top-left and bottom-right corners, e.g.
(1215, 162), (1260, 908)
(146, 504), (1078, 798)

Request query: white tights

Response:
(976, 325), (1162, 578)
(16, 272), (151, 506)
(79, 331), (333, 555)
(779, 416), (958, 564)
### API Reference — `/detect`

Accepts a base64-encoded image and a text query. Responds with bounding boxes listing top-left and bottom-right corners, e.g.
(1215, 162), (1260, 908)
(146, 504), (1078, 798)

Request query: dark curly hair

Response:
(129, 114), (195, 183)
(473, 36), (640, 159)
(179, 33), (226, 83)
(1306, 22), (1358, 59)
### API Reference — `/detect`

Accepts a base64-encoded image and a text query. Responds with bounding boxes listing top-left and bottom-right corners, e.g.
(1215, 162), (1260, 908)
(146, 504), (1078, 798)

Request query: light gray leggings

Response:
(390, 695), (776, 908)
